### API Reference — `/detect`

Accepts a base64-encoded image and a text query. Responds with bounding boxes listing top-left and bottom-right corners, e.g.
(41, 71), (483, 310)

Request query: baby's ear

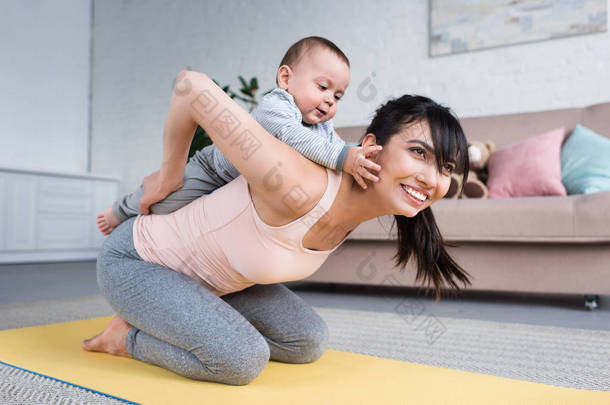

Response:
(276, 65), (292, 90)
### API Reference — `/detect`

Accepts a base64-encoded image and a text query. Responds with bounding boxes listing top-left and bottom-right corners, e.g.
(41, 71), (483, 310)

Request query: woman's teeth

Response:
(401, 185), (427, 201)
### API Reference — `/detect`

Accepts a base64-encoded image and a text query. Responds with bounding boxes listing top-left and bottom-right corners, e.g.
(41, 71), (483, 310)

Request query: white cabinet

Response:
(0, 167), (119, 263)
(5, 173), (37, 250)
(0, 173), (6, 250)
(38, 177), (92, 214)
(36, 176), (92, 250)
(37, 214), (92, 250)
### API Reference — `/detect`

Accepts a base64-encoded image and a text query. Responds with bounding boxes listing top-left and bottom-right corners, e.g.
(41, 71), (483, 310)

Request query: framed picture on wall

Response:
(429, 0), (608, 57)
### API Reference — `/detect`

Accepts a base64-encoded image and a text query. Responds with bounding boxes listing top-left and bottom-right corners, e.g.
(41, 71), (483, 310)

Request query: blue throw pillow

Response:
(560, 124), (610, 194)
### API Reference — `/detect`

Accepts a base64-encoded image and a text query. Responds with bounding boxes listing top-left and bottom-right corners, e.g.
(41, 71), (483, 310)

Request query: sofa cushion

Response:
(431, 193), (610, 242)
(573, 190), (610, 239)
(347, 192), (610, 243)
(560, 124), (610, 195)
(458, 108), (582, 148)
(487, 128), (567, 198)
(430, 196), (575, 242)
(582, 102), (610, 141)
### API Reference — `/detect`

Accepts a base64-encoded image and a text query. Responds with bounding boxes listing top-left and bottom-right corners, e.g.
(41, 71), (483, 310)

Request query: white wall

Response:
(90, 0), (610, 193)
(0, 0), (91, 174)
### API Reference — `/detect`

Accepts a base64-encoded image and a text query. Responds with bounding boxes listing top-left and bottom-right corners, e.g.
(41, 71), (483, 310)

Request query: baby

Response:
(97, 36), (382, 235)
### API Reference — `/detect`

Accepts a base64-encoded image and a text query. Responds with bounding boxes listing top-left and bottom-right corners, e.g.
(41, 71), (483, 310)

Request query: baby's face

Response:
(281, 47), (350, 125)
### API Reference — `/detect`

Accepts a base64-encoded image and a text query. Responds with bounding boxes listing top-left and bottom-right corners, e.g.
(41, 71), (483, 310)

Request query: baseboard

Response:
(0, 250), (100, 264)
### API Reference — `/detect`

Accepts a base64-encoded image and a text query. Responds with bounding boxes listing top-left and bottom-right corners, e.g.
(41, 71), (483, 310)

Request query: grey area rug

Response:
(0, 294), (608, 404)
(0, 363), (127, 405)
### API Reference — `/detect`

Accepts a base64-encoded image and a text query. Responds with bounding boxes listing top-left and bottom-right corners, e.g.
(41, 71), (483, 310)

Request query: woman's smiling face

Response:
(366, 120), (455, 218)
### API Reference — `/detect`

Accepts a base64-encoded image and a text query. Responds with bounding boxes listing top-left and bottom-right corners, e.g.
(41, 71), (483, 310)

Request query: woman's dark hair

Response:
(363, 95), (472, 301)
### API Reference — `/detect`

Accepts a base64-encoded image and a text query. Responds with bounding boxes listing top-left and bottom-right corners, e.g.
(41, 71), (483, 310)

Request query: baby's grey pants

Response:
(111, 146), (230, 222)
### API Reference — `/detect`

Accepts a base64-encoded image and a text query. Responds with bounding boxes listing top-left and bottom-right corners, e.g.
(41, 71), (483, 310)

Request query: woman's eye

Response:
(411, 147), (425, 156)
(443, 164), (455, 174)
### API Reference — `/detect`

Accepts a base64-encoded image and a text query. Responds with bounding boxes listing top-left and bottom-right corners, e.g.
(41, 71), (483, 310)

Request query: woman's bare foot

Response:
(82, 315), (134, 358)
(97, 205), (120, 235)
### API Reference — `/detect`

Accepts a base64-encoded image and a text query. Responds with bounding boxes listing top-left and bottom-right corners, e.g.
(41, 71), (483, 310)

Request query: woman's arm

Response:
(157, 71), (198, 188)
(161, 70), (322, 218)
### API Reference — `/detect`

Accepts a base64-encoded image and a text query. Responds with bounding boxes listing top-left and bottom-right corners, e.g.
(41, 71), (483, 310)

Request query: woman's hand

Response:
(139, 170), (184, 214)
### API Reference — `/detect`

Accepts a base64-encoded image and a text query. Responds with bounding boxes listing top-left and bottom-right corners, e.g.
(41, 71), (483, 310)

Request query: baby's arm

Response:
(252, 92), (381, 188)
(255, 107), (348, 169)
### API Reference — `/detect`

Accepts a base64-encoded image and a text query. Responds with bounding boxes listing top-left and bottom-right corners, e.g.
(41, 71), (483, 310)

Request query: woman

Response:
(82, 71), (471, 386)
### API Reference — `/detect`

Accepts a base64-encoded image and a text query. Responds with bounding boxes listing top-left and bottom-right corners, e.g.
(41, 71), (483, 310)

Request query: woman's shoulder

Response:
(248, 162), (330, 225)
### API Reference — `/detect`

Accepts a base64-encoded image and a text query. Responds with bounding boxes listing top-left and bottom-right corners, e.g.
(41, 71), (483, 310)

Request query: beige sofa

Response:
(303, 102), (610, 308)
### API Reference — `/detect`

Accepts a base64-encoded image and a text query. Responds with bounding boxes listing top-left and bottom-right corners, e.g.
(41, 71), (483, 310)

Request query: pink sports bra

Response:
(132, 167), (351, 296)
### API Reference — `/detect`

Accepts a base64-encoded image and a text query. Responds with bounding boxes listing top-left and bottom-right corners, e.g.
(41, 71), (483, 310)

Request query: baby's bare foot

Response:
(82, 315), (133, 358)
(97, 205), (120, 235)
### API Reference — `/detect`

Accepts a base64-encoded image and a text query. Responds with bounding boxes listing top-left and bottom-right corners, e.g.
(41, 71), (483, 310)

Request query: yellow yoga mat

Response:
(0, 316), (608, 405)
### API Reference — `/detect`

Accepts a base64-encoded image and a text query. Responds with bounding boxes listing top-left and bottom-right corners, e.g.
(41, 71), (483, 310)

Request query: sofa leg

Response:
(584, 295), (599, 311)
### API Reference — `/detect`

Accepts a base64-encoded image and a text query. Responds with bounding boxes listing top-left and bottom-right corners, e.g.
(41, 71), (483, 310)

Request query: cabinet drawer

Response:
(38, 177), (92, 214)
(5, 173), (37, 250)
(37, 213), (91, 249)
(0, 173), (5, 250)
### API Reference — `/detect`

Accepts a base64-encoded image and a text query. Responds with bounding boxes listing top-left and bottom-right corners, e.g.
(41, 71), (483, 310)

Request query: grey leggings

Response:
(96, 217), (329, 386)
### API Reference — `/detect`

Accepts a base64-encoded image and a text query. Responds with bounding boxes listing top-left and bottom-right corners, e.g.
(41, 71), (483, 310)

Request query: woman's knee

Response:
(96, 219), (139, 292)
(96, 250), (118, 296)
(95, 247), (137, 304)
(224, 338), (270, 385)
(296, 317), (329, 363)
(189, 333), (270, 386)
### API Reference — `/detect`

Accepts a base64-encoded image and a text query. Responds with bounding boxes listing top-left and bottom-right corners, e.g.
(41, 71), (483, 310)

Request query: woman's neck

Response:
(328, 173), (390, 233)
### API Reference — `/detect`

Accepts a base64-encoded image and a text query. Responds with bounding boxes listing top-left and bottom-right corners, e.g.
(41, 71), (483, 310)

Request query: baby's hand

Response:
(344, 145), (382, 189)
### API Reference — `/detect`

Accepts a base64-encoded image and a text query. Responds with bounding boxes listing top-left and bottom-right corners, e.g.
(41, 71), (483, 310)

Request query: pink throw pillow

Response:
(487, 128), (567, 198)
